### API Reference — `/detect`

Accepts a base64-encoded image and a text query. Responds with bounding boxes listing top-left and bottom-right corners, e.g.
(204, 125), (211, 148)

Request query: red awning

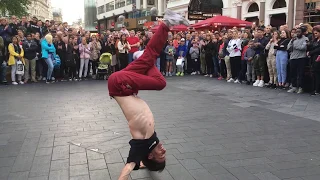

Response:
(192, 16), (252, 29)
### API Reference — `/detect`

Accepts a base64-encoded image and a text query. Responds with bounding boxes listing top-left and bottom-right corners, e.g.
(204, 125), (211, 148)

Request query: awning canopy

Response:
(192, 15), (252, 29)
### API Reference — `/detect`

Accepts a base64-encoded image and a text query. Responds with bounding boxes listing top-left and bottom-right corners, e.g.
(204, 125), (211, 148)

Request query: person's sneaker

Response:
(218, 76), (223, 80)
(197, 71), (200, 75)
(253, 80), (260, 87)
(246, 81), (251, 85)
(38, 76), (42, 81)
(166, 72), (169, 76)
(209, 74), (213, 78)
(42, 77), (46, 81)
(258, 80), (264, 87)
(52, 77), (55, 81)
(69, 78), (73, 81)
(191, 72), (196, 75)
(287, 87), (297, 93)
(234, 79), (241, 84)
(297, 87), (303, 94)
(12, 81), (18, 85)
(180, 72), (184, 76)
(204, 74), (209, 77)
(164, 9), (190, 27)
(227, 78), (234, 83)
(19, 81), (24, 85)
(45, 80), (50, 84)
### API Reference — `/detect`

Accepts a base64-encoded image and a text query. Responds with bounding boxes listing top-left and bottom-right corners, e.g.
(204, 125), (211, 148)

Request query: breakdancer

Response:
(107, 10), (189, 180)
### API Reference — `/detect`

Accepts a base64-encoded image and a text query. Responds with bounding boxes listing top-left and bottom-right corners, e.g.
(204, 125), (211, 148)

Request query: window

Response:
(148, 0), (154, 5)
(106, 1), (115, 12)
(248, 3), (259, 12)
(97, 5), (105, 14)
(126, 0), (132, 5)
(272, 0), (286, 9)
(115, 0), (126, 9)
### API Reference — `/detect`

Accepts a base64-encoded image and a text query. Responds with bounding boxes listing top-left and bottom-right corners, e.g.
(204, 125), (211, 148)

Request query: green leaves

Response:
(0, 0), (32, 17)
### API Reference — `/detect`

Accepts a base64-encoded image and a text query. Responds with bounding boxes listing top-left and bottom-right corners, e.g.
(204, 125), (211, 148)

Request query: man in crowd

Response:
(127, 30), (140, 63)
(22, 33), (39, 83)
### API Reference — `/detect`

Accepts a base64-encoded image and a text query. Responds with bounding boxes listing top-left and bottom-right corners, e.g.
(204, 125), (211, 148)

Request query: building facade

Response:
(27, 0), (52, 21)
(84, 0), (97, 32)
(52, 8), (62, 24)
(96, 0), (166, 31)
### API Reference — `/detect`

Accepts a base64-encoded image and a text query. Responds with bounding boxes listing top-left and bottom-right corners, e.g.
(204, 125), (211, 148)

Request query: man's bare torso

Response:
(114, 96), (155, 139)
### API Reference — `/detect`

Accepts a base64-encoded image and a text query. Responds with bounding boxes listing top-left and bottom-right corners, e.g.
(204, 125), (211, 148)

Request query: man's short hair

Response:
(142, 158), (165, 172)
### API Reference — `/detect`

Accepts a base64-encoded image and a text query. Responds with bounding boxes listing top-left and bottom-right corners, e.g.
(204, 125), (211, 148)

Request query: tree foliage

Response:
(0, 0), (32, 17)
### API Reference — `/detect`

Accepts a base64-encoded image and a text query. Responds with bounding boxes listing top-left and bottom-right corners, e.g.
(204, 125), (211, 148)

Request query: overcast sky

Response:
(51, 0), (84, 24)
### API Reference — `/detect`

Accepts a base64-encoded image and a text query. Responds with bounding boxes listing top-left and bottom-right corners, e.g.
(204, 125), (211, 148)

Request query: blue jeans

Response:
(45, 54), (54, 80)
(128, 53), (134, 63)
(276, 50), (288, 84)
(0, 62), (7, 83)
(156, 57), (160, 70)
(212, 56), (219, 75)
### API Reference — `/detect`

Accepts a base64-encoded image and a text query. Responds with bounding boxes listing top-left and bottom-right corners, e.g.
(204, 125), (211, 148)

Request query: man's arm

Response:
(118, 162), (135, 180)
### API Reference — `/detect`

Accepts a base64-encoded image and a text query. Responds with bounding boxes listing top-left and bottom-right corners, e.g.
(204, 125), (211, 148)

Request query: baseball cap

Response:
(181, 38), (185, 41)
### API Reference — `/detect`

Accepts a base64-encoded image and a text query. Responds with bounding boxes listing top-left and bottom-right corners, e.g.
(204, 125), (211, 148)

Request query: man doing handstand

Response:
(107, 9), (189, 180)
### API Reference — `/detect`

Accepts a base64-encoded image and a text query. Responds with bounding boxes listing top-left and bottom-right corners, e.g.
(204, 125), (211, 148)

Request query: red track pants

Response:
(108, 23), (169, 97)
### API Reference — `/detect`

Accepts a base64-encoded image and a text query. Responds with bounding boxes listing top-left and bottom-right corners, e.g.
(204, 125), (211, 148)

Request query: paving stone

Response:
(88, 158), (107, 170)
(35, 147), (53, 156)
(70, 145), (86, 153)
(86, 150), (105, 160)
(49, 170), (69, 180)
(104, 150), (123, 163)
(202, 163), (229, 175)
(179, 159), (203, 170)
(212, 173), (238, 180)
(52, 145), (69, 160)
(0, 157), (16, 167)
(70, 152), (88, 165)
(173, 152), (202, 160)
(150, 169), (174, 180)
(70, 164), (89, 177)
(11, 152), (34, 172)
(0, 166), (11, 180)
(50, 159), (69, 171)
(227, 167), (260, 180)
(166, 164), (195, 180)
(8, 171), (29, 180)
(70, 175), (90, 180)
(29, 155), (51, 177)
(28, 176), (48, 180)
(130, 169), (151, 179)
(189, 169), (215, 180)
(254, 172), (281, 180)
(107, 163), (130, 180)
(90, 169), (111, 180)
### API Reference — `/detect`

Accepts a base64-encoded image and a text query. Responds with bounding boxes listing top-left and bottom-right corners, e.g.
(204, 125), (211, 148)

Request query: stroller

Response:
(96, 53), (112, 80)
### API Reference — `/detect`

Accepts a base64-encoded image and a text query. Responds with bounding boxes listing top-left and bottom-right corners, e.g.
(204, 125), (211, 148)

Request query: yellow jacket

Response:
(8, 43), (25, 66)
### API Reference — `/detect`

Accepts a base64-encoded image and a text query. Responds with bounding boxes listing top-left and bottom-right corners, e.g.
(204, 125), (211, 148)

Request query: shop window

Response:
(248, 3), (259, 12)
(127, 0), (132, 5)
(148, 0), (154, 5)
(97, 5), (105, 15)
(272, 0), (286, 9)
(106, 1), (115, 11)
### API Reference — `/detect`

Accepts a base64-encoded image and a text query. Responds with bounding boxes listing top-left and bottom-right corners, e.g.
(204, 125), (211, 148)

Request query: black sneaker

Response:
(246, 81), (251, 85)
(45, 80), (50, 84)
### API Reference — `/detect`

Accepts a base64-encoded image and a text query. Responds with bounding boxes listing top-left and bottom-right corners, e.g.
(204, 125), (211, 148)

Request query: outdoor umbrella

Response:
(192, 15), (252, 29)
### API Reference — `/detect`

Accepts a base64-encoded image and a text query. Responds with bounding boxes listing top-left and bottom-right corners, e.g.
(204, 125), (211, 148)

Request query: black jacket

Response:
(22, 40), (38, 60)
(204, 40), (218, 56)
(308, 39), (320, 71)
(274, 38), (290, 51)
(54, 41), (67, 62)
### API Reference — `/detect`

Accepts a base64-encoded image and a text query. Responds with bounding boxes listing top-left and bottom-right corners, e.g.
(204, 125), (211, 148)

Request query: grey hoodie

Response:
(287, 35), (308, 60)
(189, 46), (200, 59)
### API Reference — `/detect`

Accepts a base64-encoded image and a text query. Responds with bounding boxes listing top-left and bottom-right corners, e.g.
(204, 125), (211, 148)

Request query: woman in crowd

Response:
(274, 30), (290, 89)
(65, 36), (77, 81)
(105, 36), (117, 73)
(41, 33), (56, 83)
(54, 34), (66, 81)
(203, 33), (215, 77)
(266, 31), (280, 88)
(71, 37), (80, 78)
(117, 34), (130, 70)
(227, 30), (242, 83)
(79, 37), (91, 80)
(89, 35), (102, 78)
(308, 25), (320, 95)
(8, 36), (25, 85)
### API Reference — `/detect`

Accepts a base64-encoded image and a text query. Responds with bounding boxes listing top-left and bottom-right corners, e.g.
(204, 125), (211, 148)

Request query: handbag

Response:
(16, 60), (24, 75)
(176, 58), (184, 68)
(53, 55), (61, 69)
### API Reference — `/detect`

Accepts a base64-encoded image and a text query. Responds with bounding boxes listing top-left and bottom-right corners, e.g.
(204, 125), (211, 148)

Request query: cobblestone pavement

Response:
(1, 76), (320, 180)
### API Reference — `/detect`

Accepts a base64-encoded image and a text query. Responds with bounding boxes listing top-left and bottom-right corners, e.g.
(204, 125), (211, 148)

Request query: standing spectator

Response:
(41, 34), (56, 83)
(265, 31), (280, 88)
(175, 38), (187, 76)
(104, 36), (117, 73)
(244, 40), (256, 84)
(165, 39), (176, 76)
(287, 27), (308, 94)
(309, 25), (320, 95)
(8, 36), (25, 85)
(71, 37), (80, 78)
(0, 18), (13, 48)
(22, 33), (38, 83)
(9, 16), (19, 36)
(117, 34), (130, 70)
(227, 30), (242, 83)
(54, 35), (67, 81)
(79, 37), (91, 80)
(203, 34), (215, 77)
(274, 30), (290, 89)
(65, 37), (77, 81)
(253, 28), (268, 87)
(189, 41), (200, 75)
(127, 30), (140, 63)
(89, 35), (101, 78)
(0, 36), (7, 84)
(223, 30), (233, 81)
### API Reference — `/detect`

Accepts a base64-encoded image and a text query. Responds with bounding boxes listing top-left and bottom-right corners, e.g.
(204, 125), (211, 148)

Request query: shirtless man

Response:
(107, 10), (189, 180)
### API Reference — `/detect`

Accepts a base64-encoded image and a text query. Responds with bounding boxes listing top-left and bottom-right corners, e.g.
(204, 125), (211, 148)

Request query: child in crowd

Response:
(244, 40), (256, 85)
(189, 42), (200, 75)
(165, 40), (176, 76)
(175, 38), (187, 76)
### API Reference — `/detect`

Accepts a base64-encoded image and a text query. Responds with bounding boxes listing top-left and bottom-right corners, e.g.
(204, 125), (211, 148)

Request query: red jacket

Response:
(241, 45), (249, 60)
